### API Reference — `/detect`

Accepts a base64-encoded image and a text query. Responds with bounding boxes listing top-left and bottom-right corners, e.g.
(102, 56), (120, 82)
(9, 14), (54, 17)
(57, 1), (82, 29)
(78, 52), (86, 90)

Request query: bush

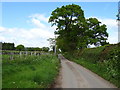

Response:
(63, 43), (120, 87)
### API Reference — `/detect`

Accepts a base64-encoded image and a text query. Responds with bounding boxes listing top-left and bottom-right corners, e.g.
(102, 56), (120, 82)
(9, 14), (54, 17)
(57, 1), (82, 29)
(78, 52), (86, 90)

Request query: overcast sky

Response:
(0, 2), (118, 47)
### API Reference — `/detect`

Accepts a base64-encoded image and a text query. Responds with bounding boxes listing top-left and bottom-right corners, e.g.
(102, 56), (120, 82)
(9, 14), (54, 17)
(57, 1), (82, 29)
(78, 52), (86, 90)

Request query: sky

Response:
(0, 2), (118, 47)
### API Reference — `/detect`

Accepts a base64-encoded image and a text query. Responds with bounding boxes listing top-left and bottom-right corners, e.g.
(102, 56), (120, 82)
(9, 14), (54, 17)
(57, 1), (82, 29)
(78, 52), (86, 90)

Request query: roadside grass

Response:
(76, 46), (106, 63)
(72, 58), (118, 86)
(64, 44), (120, 88)
(2, 54), (60, 88)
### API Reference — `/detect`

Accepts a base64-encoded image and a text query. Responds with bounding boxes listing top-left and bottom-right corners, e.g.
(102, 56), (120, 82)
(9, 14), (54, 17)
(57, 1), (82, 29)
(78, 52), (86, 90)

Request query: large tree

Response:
(86, 18), (109, 46)
(49, 4), (85, 52)
(49, 4), (109, 52)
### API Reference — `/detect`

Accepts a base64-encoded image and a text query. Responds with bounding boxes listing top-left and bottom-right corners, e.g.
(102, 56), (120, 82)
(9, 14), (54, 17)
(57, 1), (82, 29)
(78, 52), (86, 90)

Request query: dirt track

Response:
(54, 54), (117, 88)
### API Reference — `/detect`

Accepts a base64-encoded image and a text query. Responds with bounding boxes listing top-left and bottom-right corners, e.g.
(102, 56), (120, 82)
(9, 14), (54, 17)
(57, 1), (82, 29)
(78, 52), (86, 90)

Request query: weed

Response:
(2, 54), (60, 88)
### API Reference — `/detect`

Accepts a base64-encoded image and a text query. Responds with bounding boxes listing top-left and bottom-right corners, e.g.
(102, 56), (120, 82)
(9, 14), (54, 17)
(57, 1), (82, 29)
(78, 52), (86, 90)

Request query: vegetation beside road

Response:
(49, 4), (119, 87)
(1, 3), (119, 88)
(2, 54), (60, 88)
(49, 4), (109, 53)
(64, 43), (120, 88)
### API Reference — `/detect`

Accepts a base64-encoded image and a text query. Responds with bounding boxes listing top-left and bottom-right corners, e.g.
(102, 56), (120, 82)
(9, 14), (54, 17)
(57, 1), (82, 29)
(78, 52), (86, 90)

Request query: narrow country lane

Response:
(54, 54), (117, 88)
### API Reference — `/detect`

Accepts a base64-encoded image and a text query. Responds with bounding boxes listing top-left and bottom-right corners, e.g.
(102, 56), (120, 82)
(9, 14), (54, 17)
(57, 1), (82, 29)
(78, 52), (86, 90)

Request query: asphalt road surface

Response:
(54, 54), (117, 88)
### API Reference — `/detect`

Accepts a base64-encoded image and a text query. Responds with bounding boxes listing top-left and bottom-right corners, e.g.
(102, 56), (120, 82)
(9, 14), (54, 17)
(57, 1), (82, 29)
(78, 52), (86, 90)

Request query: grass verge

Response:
(64, 44), (120, 88)
(2, 54), (60, 88)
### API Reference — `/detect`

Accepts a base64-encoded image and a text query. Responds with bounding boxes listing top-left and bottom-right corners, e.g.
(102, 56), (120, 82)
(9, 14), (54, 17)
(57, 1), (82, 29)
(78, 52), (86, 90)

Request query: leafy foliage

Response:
(49, 4), (109, 52)
(16, 44), (25, 51)
(103, 44), (120, 85)
(1, 42), (15, 50)
(26, 47), (42, 51)
(42, 47), (49, 52)
(86, 18), (109, 46)
(63, 43), (120, 87)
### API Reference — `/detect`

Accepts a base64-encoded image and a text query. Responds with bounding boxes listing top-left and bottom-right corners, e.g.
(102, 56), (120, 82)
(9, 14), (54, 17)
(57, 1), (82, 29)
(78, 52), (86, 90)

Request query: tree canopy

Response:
(16, 45), (25, 51)
(49, 4), (109, 52)
(25, 47), (42, 51)
(42, 47), (49, 52)
(1, 42), (15, 50)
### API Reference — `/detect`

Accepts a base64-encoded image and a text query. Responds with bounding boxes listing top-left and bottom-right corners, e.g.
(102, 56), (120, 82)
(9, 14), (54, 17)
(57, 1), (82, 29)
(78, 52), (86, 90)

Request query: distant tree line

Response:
(25, 47), (49, 52)
(1, 42), (49, 52)
(26, 47), (42, 51)
(1, 42), (15, 50)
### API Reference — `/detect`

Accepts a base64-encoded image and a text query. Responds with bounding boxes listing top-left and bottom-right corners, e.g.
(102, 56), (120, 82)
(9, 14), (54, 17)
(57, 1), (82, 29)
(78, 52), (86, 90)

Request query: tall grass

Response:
(64, 44), (120, 87)
(2, 54), (60, 88)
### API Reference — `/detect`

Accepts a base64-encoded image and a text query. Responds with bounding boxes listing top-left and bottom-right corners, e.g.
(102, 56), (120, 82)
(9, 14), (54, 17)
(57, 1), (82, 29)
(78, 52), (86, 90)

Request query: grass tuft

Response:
(2, 54), (60, 88)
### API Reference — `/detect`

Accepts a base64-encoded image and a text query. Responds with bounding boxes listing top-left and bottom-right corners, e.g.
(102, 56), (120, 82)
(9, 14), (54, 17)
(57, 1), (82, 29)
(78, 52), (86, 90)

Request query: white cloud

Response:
(0, 14), (55, 47)
(31, 18), (46, 28)
(1, 14), (118, 48)
(0, 27), (6, 33)
(30, 14), (49, 23)
(98, 18), (117, 31)
(0, 36), (5, 41)
(98, 18), (118, 44)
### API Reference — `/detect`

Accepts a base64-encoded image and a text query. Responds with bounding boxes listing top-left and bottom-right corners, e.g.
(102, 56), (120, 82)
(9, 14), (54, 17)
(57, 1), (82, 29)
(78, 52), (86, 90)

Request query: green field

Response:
(2, 54), (60, 88)
(64, 43), (120, 87)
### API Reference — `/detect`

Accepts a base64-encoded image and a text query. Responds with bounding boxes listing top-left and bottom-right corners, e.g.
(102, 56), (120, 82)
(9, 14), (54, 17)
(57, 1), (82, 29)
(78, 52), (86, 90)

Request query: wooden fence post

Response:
(20, 51), (22, 57)
(26, 51), (28, 56)
(34, 51), (36, 56)
(10, 52), (13, 60)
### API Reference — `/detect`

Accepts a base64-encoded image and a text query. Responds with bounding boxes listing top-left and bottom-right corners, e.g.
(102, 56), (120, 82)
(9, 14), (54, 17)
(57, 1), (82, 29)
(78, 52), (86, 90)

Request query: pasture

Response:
(2, 51), (60, 88)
